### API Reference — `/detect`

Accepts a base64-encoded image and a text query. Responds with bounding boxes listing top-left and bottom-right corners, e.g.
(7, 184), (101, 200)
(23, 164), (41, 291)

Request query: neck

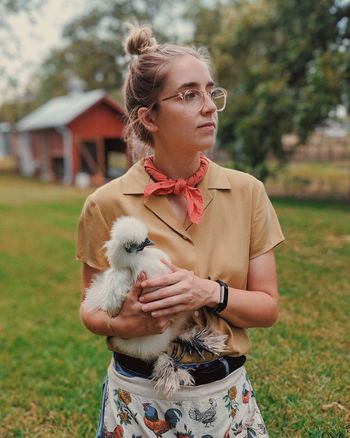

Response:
(152, 148), (202, 179)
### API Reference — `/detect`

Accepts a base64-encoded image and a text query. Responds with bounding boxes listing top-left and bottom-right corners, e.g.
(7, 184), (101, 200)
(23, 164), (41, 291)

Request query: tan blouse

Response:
(76, 159), (285, 363)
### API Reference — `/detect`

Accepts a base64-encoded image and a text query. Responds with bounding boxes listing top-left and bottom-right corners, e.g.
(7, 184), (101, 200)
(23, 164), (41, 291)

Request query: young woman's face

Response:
(152, 55), (218, 156)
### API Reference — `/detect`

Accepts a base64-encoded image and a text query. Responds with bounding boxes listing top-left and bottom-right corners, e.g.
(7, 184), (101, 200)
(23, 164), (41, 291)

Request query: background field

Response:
(0, 172), (349, 437)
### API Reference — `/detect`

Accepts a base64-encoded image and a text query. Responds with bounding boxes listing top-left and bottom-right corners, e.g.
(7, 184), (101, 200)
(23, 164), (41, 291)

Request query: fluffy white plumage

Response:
(84, 216), (187, 360)
(84, 216), (227, 396)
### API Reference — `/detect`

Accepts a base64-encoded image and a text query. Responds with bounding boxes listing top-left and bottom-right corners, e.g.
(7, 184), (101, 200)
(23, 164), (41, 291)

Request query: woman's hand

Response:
(113, 273), (173, 339)
(139, 250), (280, 328)
(139, 260), (220, 317)
(80, 264), (173, 339)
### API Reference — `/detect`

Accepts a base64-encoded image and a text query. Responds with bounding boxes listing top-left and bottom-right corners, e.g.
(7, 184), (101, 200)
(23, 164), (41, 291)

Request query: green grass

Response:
(265, 161), (350, 200)
(0, 172), (349, 437)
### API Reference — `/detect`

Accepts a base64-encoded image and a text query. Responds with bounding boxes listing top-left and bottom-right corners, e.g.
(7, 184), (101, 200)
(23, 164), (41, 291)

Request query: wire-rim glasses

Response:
(161, 87), (227, 112)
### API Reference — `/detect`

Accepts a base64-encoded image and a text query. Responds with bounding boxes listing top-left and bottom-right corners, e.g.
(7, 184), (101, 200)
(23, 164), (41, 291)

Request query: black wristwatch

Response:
(209, 280), (229, 314)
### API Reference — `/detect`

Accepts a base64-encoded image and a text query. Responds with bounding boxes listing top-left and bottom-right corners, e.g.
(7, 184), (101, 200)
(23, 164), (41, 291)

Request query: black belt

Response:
(114, 352), (246, 386)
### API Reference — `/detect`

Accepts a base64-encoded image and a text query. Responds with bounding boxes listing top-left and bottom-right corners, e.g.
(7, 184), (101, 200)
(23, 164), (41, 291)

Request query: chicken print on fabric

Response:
(102, 374), (269, 437)
(242, 382), (250, 404)
(105, 426), (142, 438)
(188, 398), (217, 428)
(143, 403), (182, 437)
(104, 424), (124, 438)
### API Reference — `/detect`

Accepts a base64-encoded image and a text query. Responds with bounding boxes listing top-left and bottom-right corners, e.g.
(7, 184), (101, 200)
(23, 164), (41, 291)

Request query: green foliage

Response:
(0, 0), (43, 21)
(0, 172), (349, 436)
(1, 0), (349, 178)
(190, 0), (350, 180)
(0, 0), (179, 119)
(0, 0), (45, 119)
(30, 0), (176, 105)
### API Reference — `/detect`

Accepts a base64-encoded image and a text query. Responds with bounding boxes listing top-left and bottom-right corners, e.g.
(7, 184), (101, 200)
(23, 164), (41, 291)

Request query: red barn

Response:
(14, 89), (129, 186)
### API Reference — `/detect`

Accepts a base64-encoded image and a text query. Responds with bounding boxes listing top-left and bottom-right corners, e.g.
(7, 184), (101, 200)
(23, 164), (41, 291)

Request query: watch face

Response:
(214, 280), (228, 313)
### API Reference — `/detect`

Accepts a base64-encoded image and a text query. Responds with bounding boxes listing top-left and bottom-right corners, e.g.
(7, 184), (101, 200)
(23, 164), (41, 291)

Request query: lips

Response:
(198, 121), (216, 129)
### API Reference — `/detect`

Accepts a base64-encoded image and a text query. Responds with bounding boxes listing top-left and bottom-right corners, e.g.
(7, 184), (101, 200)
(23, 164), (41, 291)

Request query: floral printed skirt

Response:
(95, 358), (269, 438)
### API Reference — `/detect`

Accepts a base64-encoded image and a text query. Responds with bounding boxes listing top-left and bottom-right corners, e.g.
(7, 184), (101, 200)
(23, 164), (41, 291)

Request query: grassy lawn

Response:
(0, 172), (349, 437)
(265, 161), (350, 200)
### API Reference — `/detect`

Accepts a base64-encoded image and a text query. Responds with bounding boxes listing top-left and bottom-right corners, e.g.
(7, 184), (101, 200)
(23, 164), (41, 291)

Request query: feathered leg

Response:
(151, 353), (195, 397)
(151, 326), (227, 397)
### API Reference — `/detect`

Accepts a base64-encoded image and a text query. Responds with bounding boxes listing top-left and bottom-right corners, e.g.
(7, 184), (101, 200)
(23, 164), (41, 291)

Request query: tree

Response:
(0, 0), (189, 122)
(31, 0), (181, 105)
(0, 0), (45, 90)
(189, 0), (350, 179)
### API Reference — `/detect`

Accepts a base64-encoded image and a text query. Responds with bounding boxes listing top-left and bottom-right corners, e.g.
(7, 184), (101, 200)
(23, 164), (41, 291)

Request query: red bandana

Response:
(143, 154), (209, 224)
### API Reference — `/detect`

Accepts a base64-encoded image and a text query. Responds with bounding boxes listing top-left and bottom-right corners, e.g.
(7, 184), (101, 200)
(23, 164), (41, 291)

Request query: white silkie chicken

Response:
(84, 216), (227, 396)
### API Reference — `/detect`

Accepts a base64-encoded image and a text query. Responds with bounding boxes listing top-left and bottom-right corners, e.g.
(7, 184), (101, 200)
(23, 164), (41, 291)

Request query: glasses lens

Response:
(211, 88), (226, 112)
(183, 90), (203, 111)
(182, 88), (227, 111)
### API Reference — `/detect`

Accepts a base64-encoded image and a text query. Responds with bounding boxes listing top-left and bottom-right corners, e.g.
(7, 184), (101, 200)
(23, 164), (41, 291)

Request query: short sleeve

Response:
(249, 181), (285, 259)
(76, 195), (110, 270)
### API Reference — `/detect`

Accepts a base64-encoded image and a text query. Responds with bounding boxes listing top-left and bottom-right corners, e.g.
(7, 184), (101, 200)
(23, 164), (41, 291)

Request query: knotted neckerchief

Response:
(143, 154), (209, 224)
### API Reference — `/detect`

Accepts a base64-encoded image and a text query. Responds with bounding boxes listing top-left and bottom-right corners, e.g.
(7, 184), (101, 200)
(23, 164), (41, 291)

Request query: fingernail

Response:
(151, 312), (158, 317)
(139, 296), (144, 302)
(140, 282), (146, 288)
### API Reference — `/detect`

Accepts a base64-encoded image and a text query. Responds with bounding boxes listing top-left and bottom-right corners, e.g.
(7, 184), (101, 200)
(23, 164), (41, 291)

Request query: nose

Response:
(200, 91), (217, 114)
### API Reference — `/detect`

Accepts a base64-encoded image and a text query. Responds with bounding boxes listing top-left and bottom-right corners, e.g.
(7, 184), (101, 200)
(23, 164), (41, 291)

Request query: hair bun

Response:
(125, 25), (159, 56)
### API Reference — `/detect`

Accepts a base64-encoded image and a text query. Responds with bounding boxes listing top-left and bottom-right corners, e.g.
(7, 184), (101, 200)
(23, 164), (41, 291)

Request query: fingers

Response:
(128, 272), (146, 299)
(151, 305), (188, 318)
(141, 288), (192, 313)
(140, 268), (186, 290)
(140, 283), (186, 304)
(160, 258), (179, 272)
(140, 274), (175, 290)
(137, 271), (147, 284)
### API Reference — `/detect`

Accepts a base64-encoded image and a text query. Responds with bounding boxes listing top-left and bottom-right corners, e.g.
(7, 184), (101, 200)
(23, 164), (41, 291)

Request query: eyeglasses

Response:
(160, 87), (227, 112)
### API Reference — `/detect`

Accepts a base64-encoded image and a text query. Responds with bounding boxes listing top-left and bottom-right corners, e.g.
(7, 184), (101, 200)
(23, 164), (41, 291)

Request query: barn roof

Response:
(16, 89), (123, 132)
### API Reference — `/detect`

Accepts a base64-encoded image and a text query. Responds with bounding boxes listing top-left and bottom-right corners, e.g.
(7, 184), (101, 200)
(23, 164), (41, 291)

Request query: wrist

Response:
(108, 315), (118, 336)
(207, 280), (229, 314)
(110, 314), (132, 339)
(109, 315), (126, 338)
(205, 280), (221, 308)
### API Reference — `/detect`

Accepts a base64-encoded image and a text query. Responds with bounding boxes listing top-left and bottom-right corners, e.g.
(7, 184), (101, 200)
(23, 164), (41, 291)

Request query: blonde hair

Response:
(123, 25), (211, 154)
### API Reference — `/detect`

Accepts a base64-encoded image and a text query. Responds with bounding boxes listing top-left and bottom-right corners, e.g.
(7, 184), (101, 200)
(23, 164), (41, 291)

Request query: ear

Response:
(138, 107), (158, 134)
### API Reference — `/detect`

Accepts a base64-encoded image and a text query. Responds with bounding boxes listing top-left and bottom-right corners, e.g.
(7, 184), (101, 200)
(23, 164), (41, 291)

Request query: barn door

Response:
(80, 141), (97, 175)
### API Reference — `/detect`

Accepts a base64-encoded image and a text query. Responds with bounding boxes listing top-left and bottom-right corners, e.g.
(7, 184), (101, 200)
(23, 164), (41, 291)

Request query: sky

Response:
(0, 0), (192, 104)
(0, 0), (88, 102)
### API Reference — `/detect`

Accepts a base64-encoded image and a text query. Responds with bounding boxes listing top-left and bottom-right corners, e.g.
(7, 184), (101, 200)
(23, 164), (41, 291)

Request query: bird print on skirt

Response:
(143, 403), (182, 437)
(100, 355), (269, 436)
(188, 398), (217, 427)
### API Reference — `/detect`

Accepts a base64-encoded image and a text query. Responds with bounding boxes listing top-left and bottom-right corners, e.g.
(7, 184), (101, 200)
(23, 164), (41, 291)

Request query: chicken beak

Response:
(137, 237), (155, 251)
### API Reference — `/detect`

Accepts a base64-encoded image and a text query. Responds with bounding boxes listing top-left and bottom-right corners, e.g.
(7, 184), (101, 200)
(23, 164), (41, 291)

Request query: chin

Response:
(180, 138), (216, 155)
(198, 141), (216, 152)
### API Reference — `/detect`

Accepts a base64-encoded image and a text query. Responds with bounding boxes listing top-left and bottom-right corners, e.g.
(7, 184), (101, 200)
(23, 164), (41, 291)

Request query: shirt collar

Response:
(121, 158), (231, 194)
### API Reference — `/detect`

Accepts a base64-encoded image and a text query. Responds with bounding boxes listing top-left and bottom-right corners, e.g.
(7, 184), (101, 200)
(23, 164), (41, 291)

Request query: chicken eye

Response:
(124, 241), (137, 253)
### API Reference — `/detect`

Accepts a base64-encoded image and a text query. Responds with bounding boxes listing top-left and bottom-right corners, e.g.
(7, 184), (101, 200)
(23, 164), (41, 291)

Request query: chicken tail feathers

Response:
(164, 408), (182, 428)
(175, 325), (228, 358)
(188, 407), (202, 421)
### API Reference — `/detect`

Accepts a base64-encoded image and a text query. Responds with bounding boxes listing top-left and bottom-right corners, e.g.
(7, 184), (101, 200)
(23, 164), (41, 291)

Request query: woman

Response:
(77, 25), (284, 437)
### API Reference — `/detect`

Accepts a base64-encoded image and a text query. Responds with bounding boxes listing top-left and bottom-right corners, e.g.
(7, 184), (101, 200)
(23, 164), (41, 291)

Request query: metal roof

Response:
(16, 89), (108, 132)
